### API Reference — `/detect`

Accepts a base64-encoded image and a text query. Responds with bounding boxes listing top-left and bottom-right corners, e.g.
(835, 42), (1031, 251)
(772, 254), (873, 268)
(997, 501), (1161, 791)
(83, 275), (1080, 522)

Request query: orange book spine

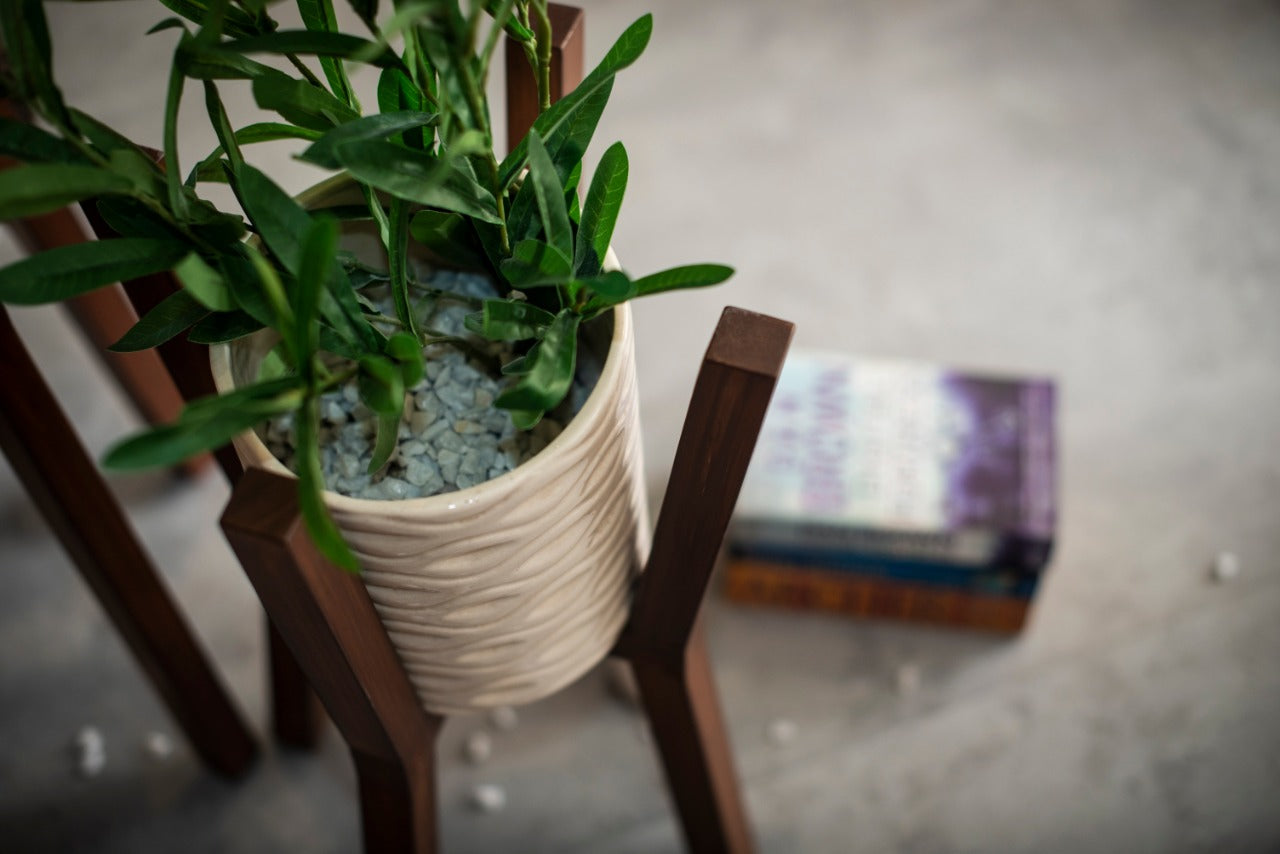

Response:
(723, 559), (1030, 634)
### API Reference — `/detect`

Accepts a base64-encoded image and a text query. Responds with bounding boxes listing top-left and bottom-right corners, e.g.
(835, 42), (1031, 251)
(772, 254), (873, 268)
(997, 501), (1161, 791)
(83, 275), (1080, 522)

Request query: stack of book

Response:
(725, 352), (1057, 634)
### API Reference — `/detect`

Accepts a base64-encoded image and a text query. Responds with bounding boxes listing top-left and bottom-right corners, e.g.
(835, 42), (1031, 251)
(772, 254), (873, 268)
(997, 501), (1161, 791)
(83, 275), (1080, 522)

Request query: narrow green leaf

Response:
(163, 49), (188, 217)
(202, 80), (243, 176)
(332, 139), (501, 223)
(224, 29), (403, 71)
(575, 141), (627, 277)
(408, 210), (486, 269)
(0, 165), (133, 220)
(155, 0), (266, 40)
(109, 288), (210, 352)
(387, 197), (418, 339)
(103, 377), (305, 469)
(188, 309), (265, 344)
(376, 67), (429, 150)
(498, 14), (651, 187)
(633, 264), (735, 298)
(525, 132), (572, 260)
(174, 252), (235, 310)
(499, 239), (572, 289)
(187, 122), (322, 185)
(0, 118), (90, 165)
(0, 0), (72, 127)
(295, 394), (361, 571)
(385, 332), (424, 387)
(357, 353), (404, 416)
(176, 39), (276, 79)
(252, 70), (360, 131)
(494, 310), (579, 413)
(0, 238), (189, 305)
(295, 0), (358, 107)
(299, 111), (437, 170)
(582, 270), (635, 303)
(368, 410), (399, 475)
(464, 299), (555, 342)
(294, 216), (338, 376)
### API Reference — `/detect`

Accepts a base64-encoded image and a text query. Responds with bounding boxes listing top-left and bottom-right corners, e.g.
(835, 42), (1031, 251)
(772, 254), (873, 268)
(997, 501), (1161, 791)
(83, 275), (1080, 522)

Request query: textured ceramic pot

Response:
(210, 181), (649, 715)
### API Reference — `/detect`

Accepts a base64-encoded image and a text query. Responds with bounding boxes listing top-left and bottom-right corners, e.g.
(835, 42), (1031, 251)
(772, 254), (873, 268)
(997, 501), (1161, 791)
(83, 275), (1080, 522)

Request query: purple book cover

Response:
(732, 353), (1057, 575)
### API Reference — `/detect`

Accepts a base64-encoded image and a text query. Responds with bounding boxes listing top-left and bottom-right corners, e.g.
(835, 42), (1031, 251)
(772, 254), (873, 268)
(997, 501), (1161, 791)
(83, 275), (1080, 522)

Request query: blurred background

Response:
(1, 0), (1279, 851)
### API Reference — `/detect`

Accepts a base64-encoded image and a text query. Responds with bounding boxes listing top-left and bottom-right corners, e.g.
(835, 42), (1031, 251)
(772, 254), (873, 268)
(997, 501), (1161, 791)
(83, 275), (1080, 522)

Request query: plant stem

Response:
(531, 0), (552, 111)
(286, 53), (326, 89)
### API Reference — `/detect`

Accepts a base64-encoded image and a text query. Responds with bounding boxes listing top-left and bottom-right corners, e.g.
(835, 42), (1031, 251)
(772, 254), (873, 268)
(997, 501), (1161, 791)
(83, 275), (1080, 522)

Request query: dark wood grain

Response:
(0, 306), (257, 778)
(504, 3), (584, 153)
(221, 469), (444, 853)
(617, 306), (793, 854)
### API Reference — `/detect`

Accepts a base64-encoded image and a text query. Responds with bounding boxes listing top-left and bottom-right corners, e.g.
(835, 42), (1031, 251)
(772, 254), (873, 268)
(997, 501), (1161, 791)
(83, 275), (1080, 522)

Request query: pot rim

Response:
(208, 176), (633, 518)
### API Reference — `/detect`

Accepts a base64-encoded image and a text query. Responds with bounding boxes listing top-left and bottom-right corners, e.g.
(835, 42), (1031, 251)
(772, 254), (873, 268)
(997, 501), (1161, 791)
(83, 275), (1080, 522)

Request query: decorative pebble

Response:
(74, 726), (106, 777)
(463, 731), (493, 765)
(766, 718), (798, 746)
(258, 270), (602, 501)
(489, 706), (518, 731)
(1211, 551), (1240, 583)
(144, 731), (174, 760)
(468, 783), (507, 813)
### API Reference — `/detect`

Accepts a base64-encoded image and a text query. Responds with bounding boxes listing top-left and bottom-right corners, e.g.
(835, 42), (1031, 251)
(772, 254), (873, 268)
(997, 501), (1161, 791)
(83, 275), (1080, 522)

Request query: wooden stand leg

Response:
(617, 307), (794, 854)
(0, 307), (257, 778)
(221, 469), (444, 854)
(269, 619), (326, 748)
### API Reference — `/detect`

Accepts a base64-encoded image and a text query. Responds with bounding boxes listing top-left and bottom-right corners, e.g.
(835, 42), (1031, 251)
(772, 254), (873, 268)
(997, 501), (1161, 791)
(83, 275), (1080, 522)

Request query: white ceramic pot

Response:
(210, 181), (649, 715)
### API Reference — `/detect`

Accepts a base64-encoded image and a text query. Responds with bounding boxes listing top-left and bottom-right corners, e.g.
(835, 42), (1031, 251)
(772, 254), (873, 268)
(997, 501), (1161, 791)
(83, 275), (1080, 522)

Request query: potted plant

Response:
(0, 0), (731, 713)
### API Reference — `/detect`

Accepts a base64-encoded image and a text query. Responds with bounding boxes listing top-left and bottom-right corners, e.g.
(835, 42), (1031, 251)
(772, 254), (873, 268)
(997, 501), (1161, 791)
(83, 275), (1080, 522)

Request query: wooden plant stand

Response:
(221, 306), (793, 853)
(0, 305), (258, 778)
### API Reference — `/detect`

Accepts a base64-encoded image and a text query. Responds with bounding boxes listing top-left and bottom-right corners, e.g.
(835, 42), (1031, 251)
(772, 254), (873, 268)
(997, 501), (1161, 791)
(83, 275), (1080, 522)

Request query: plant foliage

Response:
(0, 0), (732, 571)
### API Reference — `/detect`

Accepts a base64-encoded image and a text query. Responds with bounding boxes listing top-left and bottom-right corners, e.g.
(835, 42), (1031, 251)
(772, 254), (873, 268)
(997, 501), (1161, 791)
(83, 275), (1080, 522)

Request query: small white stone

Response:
(1211, 551), (1240, 582)
(766, 718), (798, 746)
(897, 663), (922, 695)
(489, 706), (518, 731)
(463, 731), (493, 765)
(468, 783), (507, 813)
(74, 726), (106, 777)
(144, 731), (174, 760)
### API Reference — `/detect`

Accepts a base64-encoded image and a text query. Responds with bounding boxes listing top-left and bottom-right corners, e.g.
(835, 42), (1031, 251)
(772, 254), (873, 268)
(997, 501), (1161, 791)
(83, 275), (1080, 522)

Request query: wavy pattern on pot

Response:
(214, 304), (649, 716)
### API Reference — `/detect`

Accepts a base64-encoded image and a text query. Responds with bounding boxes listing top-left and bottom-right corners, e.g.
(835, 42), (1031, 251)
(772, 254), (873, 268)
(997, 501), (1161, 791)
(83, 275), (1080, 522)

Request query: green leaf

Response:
(376, 67), (429, 150)
(174, 252), (235, 310)
(0, 0), (72, 127)
(385, 332), (424, 387)
(188, 309), (265, 344)
(232, 165), (378, 350)
(632, 264), (735, 298)
(498, 14), (651, 187)
(525, 132), (572, 260)
(582, 270), (635, 303)
(0, 118), (90, 165)
(408, 210), (486, 269)
(95, 198), (181, 241)
(295, 0), (357, 107)
(187, 122), (322, 185)
(224, 29), (403, 71)
(0, 238), (189, 305)
(387, 197), (418, 339)
(294, 394), (361, 571)
(358, 353), (404, 416)
(494, 310), (579, 413)
(155, 0), (266, 40)
(499, 239), (572, 289)
(299, 111), (438, 170)
(176, 39), (277, 79)
(464, 299), (555, 342)
(368, 410), (399, 475)
(109, 289), (210, 352)
(103, 377), (305, 469)
(332, 139), (501, 223)
(293, 216), (338, 376)
(0, 165), (133, 220)
(202, 80), (243, 176)
(575, 141), (627, 277)
(252, 70), (360, 131)
(345, 0), (379, 30)
(163, 50), (189, 218)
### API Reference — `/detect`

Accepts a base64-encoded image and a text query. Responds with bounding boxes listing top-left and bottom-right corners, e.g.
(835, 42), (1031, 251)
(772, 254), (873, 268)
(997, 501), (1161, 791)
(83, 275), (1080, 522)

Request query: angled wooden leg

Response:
(221, 469), (443, 853)
(616, 307), (794, 854)
(269, 619), (327, 748)
(0, 307), (258, 778)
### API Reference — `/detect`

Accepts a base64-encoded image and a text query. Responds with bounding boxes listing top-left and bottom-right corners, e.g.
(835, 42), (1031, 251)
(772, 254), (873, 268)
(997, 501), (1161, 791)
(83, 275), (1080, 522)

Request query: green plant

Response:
(0, 0), (732, 569)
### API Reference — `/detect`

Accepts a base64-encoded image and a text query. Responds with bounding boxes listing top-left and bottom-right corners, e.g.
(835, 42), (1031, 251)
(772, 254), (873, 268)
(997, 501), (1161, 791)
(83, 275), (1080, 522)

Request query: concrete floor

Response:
(3, 0), (1279, 851)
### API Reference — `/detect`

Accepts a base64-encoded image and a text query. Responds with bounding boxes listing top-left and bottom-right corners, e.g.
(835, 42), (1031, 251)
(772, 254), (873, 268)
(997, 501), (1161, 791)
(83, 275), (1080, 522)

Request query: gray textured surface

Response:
(3, 0), (1280, 851)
